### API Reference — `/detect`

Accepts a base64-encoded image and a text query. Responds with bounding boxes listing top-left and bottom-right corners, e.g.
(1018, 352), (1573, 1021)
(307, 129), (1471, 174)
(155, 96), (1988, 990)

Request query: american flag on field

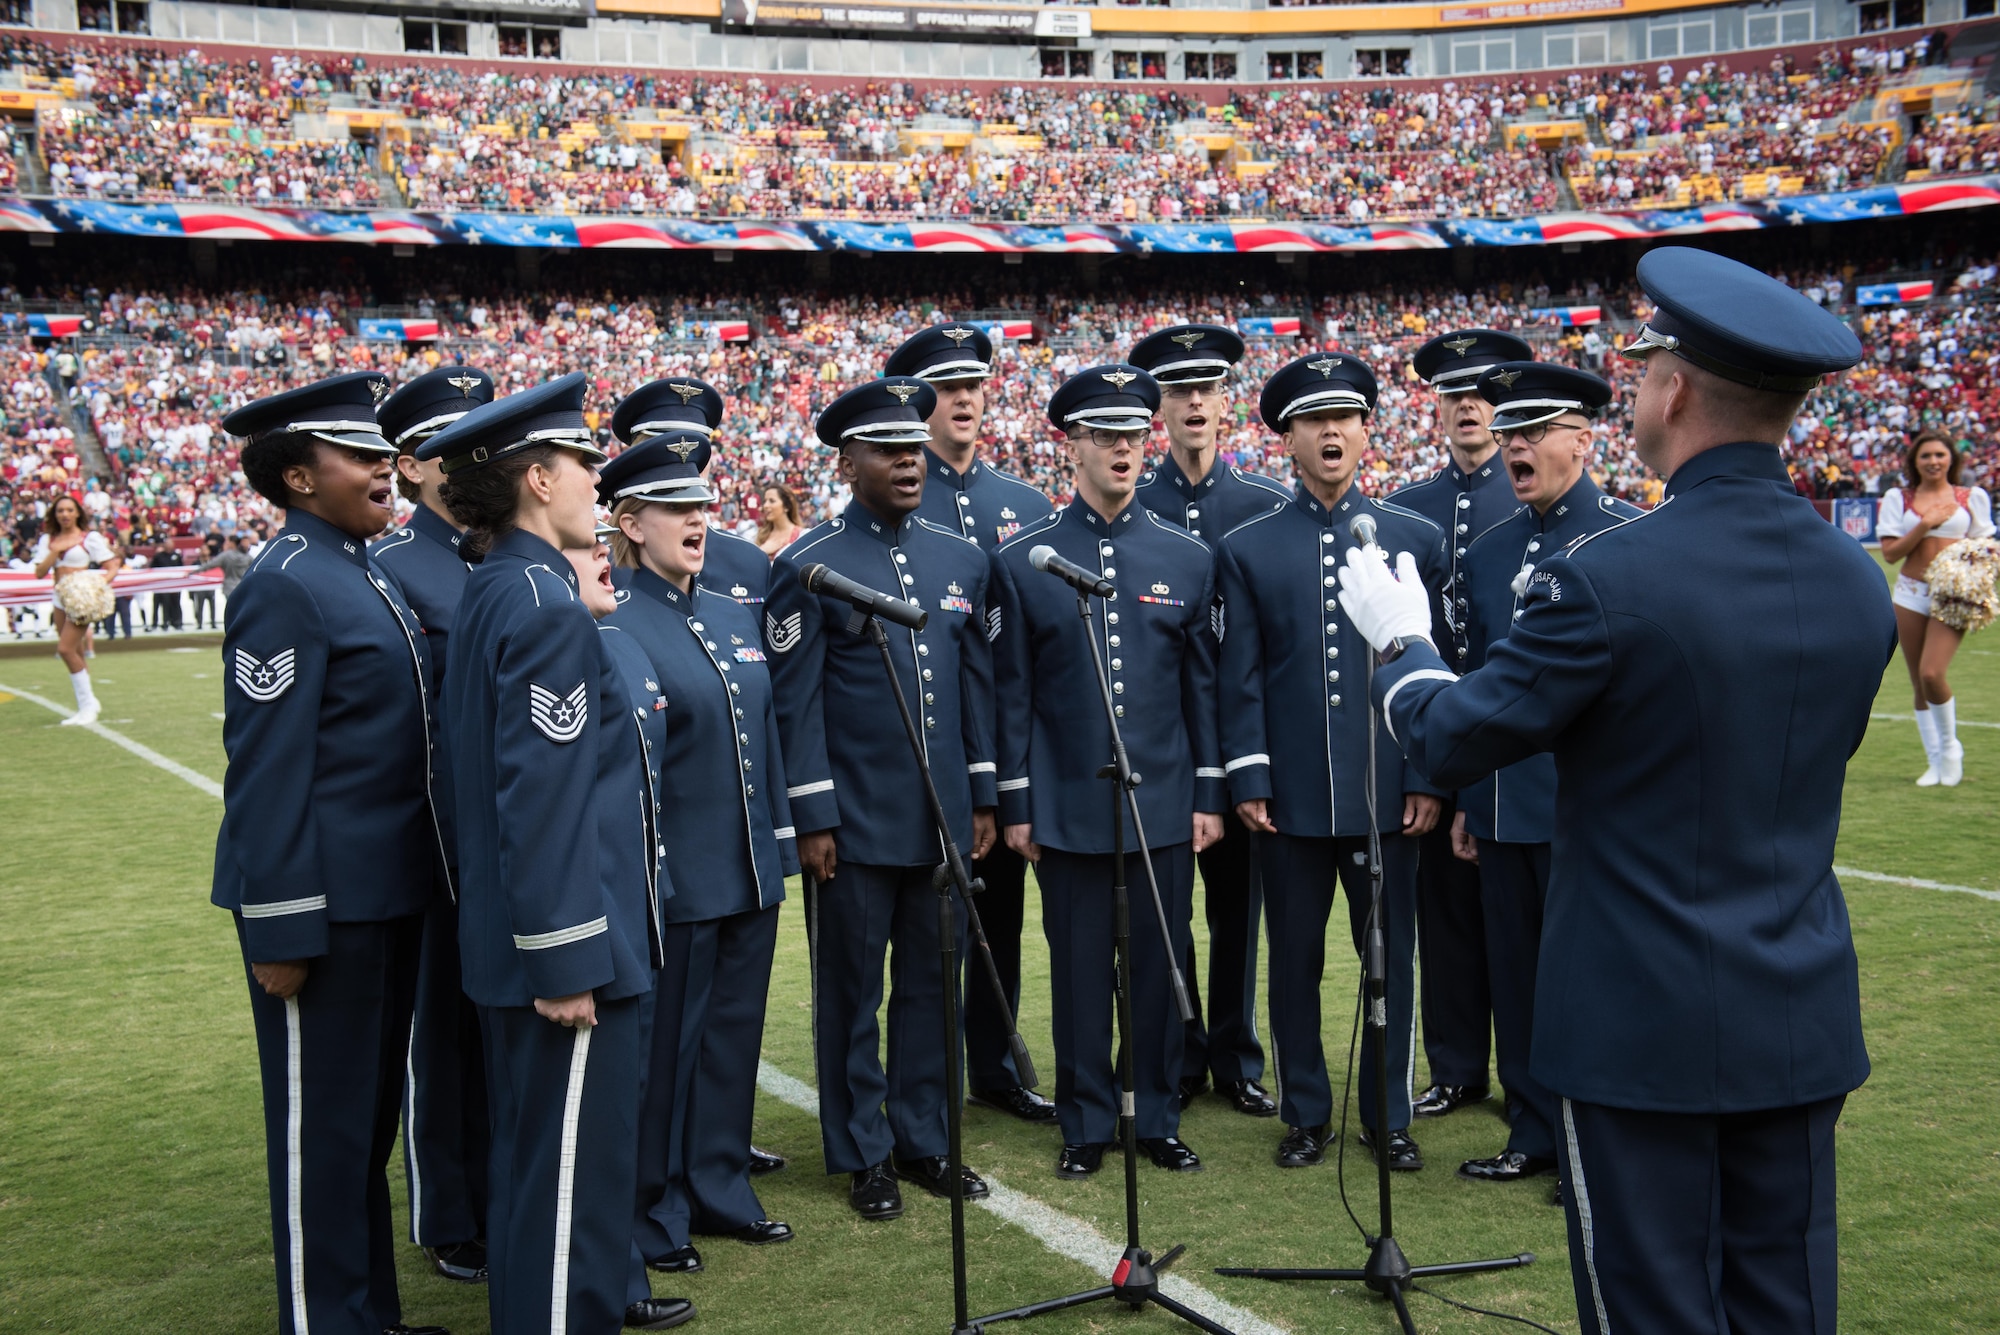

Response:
(1237, 317), (1301, 338)
(0, 567), (222, 609)
(1854, 281), (1934, 307)
(0, 198), (56, 232)
(977, 320), (1036, 341)
(1529, 306), (1604, 327)
(359, 318), (442, 341)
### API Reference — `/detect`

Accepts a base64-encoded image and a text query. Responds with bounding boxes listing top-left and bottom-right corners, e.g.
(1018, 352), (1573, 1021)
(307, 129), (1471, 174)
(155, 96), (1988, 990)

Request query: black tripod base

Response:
(1215, 1240), (1534, 1335)
(967, 1244), (1237, 1335)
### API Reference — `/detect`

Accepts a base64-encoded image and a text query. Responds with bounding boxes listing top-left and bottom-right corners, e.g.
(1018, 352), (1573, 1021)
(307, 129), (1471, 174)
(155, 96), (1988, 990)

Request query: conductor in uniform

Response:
(372, 365), (495, 1285)
(1127, 322), (1287, 1120)
(212, 371), (452, 1335)
(766, 377), (1000, 1221)
(1390, 328), (1531, 1121)
(887, 321), (1058, 1125)
(990, 365), (1223, 1177)
(1448, 362), (1640, 1194)
(1341, 248), (1890, 1334)
(1214, 352), (1447, 1172)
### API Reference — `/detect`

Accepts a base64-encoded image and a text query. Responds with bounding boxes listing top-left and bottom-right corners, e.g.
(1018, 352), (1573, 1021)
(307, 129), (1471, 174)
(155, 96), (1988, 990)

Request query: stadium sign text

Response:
(739, 1), (1052, 32)
(1440, 0), (1621, 22)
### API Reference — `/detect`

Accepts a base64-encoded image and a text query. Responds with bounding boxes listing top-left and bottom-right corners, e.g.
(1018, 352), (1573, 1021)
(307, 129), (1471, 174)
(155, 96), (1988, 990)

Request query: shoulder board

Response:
(1142, 507), (1216, 552)
(913, 516), (983, 549)
(1463, 506), (1530, 553)
(783, 521), (846, 564)
(1565, 495), (1674, 559)
(983, 465), (1051, 495)
(1369, 496), (1445, 537)
(523, 562), (578, 606)
(1219, 504), (1286, 544)
(1598, 495), (1645, 521)
(370, 528), (416, 556)
(996, 510), (1063, 553)
(1232, 468), (1292, 498)
(255, 531), (309, 572)
(1137, 470), (1158, 486)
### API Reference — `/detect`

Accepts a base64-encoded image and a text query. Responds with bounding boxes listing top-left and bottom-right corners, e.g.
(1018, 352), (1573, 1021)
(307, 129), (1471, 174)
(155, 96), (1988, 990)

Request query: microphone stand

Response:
(1214, 605), (1532, 1334)
(857, 612), (1036, 1335)
(964, 588), (1228, 1335)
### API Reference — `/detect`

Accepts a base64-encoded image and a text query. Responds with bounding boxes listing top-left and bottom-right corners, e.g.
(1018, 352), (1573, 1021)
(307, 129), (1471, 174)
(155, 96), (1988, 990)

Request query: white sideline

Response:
(0, 681), (224, 798)
(755, 1062), (1289, 1335)
(1871, 711), (2000, 730)
(1835, 866), (2000, 903)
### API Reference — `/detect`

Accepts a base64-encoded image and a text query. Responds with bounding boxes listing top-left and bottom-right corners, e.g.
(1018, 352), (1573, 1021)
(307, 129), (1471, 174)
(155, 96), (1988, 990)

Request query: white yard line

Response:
(1870, 711), (2000, 730)
(0, 681), (223, 798)
(1835, 865), (2000, 903)
(755, 1062), (1289, 1335)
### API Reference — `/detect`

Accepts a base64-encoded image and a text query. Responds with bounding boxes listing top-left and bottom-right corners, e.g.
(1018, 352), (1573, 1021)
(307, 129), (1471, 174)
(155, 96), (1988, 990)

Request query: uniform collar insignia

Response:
(1309, 357), (1340, 377)
(1170, 331), (1204, 349)
(942, 327), (976, 344)
(1443, 336), (1478, 355)
(669, 382), (703, 403)
(448, 373), (482, 396)
(1101, 370), (1138, 389)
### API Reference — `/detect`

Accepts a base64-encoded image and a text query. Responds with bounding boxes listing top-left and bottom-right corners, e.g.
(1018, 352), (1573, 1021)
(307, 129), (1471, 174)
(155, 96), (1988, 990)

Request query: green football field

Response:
(2, 598), (1996, 1334)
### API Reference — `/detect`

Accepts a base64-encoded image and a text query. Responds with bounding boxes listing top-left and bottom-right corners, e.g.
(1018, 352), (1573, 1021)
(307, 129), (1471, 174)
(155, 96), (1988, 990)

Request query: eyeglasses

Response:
(1077, 428), (1149, 449)
(1497, 420), (1587, 446)
(1161, 385), (1218, 401)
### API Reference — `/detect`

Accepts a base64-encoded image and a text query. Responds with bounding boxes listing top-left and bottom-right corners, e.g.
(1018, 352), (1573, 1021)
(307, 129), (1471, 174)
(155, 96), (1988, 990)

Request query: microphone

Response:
(1029, 544), (1115, 599)
(799, 563), (929, 631)
(1348, 513), (1380, 552)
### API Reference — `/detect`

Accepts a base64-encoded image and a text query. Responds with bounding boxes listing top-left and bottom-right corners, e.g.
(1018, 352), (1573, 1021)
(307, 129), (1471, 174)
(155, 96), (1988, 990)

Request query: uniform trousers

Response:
(1415, 807), (1491, 1088)
(237, 913), (421, 1335)
(402, 889), (489, 1248)
(811, 861), (966, 1174)
(1260, 831), (1418, 1132)
(1476, 839), (1557, 1159)
(963, 843), (1029, 1091)
(1036, 843), (1194, 1145)
(481, 995), (648, 1335)
(1557, 1095), (1844, 1335)
(637, 904), (781, 1256)
(1182, 812), (1266, 1087)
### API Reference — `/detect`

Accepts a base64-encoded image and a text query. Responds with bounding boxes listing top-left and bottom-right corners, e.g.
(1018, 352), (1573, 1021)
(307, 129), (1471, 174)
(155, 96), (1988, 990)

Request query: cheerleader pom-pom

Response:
(54, 570), (117, 626)
(1926, 537), (2000, 634)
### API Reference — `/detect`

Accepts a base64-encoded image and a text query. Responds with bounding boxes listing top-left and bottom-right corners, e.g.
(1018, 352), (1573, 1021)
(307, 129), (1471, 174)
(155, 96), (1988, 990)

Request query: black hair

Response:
(438, 445), (556, 561)
(241, 432), (320, 509)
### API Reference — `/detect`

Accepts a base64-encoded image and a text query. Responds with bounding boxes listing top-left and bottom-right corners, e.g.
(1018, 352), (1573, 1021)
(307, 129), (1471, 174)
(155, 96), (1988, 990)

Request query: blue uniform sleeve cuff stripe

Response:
(1380, 668), (1459, 745)
(787, 780), (835, 798)
(514, 917), (609, 950)
(1224, 754), (1270, 774)
(240, 895), (327, 918)
(996, 777), (1030, 792)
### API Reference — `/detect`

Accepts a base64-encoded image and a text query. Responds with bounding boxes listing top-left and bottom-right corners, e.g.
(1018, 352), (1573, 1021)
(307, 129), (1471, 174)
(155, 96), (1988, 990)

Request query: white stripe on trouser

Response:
(285, 996), (310, 1335)
(403, 1030), (424, 1245)
(550, 1026), (592, 1334)
(1562, 1097), (1612, 1334)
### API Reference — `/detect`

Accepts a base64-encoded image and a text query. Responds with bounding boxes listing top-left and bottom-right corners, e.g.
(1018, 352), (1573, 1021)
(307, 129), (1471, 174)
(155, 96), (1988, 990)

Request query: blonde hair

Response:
(609, 495), (648, 569)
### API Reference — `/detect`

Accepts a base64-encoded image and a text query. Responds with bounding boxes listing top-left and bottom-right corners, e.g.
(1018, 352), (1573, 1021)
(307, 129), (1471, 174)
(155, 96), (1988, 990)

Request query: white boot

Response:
(61, 669), (99, 727)
(1937, 699), (1963, 786)
(1915, 708), (1942, 786)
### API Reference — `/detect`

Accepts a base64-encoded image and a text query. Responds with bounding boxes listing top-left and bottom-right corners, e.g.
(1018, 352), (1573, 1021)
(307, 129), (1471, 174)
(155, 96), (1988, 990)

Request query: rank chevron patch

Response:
(528, 680), (589, 743)
(234, 648), (296, 702)
(766, 610), (804, 654)
(986, 606), (1003, 642)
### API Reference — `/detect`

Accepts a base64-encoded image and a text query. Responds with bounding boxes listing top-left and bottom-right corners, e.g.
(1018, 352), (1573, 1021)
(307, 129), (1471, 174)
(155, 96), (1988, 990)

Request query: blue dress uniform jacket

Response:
(213, 508), (448, 959)
(916, 446), (1054, 551)
(1390, 456), (1521, 668)
(609, 567), (796, 916)
(700, 527), (774, 607)
(1458, 475), (1642, 844)
(444, 528), (667, 1008)
(369, 503), (471, 856)
(1217, 488), (1449, 832)
(1374, 442), (1893, 1114)
(992, 498), (1226, 849)
(1135, 453), (1290, 542)
(767, 501), (999, 863)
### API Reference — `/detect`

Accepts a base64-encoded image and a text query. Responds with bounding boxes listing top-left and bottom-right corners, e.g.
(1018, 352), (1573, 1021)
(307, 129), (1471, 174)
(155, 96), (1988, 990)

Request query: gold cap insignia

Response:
(664, 440), (699, 461)
(942, 327), (976, 345)
(1101, 370), (1139, 389)
(886, 383), (920, 405)
(1309, 358), (1341, 378)
(668, 382), (703, 404)
(1443, 336), (1478, 356)
(1170, 331), (1204, 349)
(447, 373), (482, 396)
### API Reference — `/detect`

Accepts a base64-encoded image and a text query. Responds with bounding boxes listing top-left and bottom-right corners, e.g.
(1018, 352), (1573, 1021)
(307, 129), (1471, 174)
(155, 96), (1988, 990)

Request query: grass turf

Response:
(1, 602), (1996, 1334)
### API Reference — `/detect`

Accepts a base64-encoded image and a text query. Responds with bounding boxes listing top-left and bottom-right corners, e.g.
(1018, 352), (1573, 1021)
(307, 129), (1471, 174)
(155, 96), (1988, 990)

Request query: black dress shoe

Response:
(1551, 1181), (1566, 1208)
(1457, 1150), (1558, 1183)
(849, 1162), (904, 1221)
(1220, 1079), (1278, 1117)
(384, 1326), (449, 1335)
(423, 1239), (487, 1283)
(1359, 1127), (1424, 1171)
(731, 1218), (793, 1245)
(1139, 1136), (1203, 1172)
(1177, 1075), (1209, 1110)
(1412, 1083), (1490, 1118)
(649, 1244), (702, 1274)
(1057, 1142), (1108, 1177)
(893, 1154), (990, 1201)
(969, 1085), (1060, 1123)
(748, 1144), (786, 1175)
(1275, 1124), (1329, 1168)
(625, 1298), (696, 1330)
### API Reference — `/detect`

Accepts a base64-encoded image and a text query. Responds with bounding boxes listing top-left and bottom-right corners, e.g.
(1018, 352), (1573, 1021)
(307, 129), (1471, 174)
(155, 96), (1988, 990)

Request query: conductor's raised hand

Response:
(1336, 547), (1434, 654)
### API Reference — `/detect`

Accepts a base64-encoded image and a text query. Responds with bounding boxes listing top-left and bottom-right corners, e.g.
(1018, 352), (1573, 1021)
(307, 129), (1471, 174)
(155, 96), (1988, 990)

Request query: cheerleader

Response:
(1877, 429), (1995, 787)
(416, 373), (693, 1333)
(30, 493), (120, 725)
(600, 398), (799, 1273)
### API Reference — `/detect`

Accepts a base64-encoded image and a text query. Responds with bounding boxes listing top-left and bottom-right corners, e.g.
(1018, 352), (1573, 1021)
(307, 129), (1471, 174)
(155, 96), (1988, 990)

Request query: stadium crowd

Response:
(2, 252), (1993, 564)
(0, 29), (1972, 221)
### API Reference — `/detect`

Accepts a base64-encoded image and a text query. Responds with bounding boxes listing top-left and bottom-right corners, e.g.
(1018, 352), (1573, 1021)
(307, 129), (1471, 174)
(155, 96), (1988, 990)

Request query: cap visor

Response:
(311, 430), (396, 455)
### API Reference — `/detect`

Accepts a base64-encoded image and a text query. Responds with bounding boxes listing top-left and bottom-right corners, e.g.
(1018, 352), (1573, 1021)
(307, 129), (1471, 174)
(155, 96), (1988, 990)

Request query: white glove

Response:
(1336, 547), (1435, 653)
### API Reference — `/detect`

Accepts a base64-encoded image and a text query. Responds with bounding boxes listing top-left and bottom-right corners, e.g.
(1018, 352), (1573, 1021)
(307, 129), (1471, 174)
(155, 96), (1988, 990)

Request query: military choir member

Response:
(1450, 363), (1640, 1196)
(889, 321), (1059, 1126)
(417, 374), (693, 1333)
(1127, 322), (1287, 1119)
(600, 400), (799, 1271)
(1215, 352), (1448, 1171)
(1390, 329), (1532, 1121)
(211, 372), (453, 1335)
(372, 365), (496, 1286)
(1344, 248), (1890, 1332)
(766, 378), (999, 1220)
(990, 365), (1222, 1177)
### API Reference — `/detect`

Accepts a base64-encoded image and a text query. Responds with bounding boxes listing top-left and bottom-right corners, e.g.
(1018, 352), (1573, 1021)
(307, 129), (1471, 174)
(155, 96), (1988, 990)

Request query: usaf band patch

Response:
(234, 648), (296, 702)
(529, 680), (589, 743)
